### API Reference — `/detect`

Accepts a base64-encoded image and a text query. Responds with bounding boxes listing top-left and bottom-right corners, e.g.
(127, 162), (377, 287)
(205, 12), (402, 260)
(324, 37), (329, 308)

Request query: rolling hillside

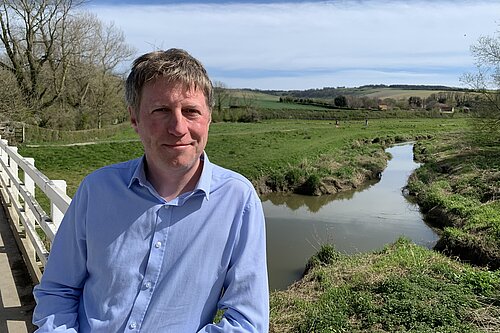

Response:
(246, 84), (473, 101)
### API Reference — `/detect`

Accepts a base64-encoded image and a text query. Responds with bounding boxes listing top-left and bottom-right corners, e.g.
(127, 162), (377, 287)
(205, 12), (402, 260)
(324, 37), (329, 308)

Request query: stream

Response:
(263, 143), (439, 291)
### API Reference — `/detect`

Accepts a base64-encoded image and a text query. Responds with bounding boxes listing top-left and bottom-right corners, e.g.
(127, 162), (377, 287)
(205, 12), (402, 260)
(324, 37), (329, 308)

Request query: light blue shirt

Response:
(33, 153), (269, 332)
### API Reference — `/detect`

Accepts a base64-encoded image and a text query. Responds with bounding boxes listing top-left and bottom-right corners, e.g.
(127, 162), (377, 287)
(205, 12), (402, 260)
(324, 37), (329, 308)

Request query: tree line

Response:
(278, 91), (480, 111)
(257, 84), (474, 100)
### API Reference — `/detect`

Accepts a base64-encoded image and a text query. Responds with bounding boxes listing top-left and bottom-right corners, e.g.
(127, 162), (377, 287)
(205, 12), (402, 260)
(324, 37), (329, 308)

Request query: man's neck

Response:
(145, 158), (203, 202)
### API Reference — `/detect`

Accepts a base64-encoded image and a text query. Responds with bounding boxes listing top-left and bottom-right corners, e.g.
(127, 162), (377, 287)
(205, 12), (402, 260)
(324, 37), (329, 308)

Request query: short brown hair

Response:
(125, 48), (214, 113)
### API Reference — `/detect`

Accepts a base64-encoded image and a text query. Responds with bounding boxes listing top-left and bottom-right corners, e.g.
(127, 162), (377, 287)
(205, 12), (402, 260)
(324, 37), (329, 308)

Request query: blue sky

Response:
(85, 0), (500, 90)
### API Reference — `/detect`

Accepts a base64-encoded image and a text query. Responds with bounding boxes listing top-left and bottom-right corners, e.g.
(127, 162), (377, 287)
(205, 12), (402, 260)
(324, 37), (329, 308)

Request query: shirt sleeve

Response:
(198, 191), (269, 333)
(32, 182), (89, 332)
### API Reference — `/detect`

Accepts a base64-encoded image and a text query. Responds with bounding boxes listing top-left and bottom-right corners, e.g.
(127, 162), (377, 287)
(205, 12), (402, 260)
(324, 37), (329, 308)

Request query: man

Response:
(33, 49), (269, 332)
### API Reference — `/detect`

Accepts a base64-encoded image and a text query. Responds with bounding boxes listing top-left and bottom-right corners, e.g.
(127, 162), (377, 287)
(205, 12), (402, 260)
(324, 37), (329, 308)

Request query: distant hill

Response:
(247, 84), (472, 100)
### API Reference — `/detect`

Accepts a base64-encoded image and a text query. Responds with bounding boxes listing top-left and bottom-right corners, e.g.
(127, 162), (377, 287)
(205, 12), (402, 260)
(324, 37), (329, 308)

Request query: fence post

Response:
(24, 158), (36, 226)
(8, 146), (20, 226)
(51, 180), (67, 229)
(0, 139), (9, 204)
(24, 157), (37, 264)
(17, 124), (25, 143)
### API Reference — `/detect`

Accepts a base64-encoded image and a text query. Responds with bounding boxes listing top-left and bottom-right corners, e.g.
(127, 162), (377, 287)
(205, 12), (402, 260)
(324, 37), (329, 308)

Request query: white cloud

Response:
(86, 0), (500, 89)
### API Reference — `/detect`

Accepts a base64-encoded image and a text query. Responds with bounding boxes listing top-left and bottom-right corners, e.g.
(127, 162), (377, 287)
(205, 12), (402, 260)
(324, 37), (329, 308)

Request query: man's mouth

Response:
(165, 143), (192, 148)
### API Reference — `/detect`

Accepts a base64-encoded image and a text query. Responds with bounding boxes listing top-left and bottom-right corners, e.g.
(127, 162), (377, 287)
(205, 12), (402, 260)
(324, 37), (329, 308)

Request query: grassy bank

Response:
(269, 125), (500, 332)
(408, 132), (500, 269)
(270, 238), (500, 332)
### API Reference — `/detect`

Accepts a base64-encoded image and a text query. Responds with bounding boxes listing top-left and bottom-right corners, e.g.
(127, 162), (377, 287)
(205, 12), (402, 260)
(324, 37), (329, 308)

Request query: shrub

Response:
(301, 174), (322, 195)
(304, 244), (340, 273)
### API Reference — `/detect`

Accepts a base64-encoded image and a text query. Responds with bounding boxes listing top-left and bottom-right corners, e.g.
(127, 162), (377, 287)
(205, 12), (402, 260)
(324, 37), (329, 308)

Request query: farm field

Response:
(223, 89), (335, 110)
(361, 88), (450, 99)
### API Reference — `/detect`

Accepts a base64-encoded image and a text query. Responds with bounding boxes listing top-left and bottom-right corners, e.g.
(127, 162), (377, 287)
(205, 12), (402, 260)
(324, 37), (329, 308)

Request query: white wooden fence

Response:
(0, 138), (71, 283)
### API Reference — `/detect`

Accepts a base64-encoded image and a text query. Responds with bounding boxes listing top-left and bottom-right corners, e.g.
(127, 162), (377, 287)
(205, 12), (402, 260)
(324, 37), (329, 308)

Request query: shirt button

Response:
(144, 281), (152, 289)
(129, 322), (137, 329)
(154, 241), (162, 248)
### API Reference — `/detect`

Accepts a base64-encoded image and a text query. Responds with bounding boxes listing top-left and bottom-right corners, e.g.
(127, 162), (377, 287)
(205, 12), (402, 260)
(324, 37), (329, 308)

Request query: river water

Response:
(263, 144), (439, 291)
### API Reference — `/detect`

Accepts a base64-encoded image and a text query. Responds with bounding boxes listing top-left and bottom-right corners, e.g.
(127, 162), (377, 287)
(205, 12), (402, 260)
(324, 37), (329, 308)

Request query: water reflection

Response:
(262, 179), (378, 213)
(263, 144), (439, 291)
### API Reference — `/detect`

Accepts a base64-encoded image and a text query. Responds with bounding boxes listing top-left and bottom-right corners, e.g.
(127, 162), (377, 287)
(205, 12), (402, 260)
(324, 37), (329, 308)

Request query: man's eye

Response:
(153, 108), (168, 113)
(185, 109), (200, 115)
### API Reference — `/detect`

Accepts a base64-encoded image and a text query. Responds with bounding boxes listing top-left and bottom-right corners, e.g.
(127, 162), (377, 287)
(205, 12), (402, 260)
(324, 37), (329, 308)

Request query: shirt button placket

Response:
(129, 321), (137, 330)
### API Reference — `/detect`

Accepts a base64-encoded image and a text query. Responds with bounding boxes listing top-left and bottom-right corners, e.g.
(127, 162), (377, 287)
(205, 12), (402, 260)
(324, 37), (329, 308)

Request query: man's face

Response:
(129, 78), (211, 177)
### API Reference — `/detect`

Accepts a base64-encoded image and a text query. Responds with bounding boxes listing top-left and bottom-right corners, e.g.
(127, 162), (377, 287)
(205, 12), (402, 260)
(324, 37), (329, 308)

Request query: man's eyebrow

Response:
(182, 103), (203, 108)
(152, 105), (170, 109)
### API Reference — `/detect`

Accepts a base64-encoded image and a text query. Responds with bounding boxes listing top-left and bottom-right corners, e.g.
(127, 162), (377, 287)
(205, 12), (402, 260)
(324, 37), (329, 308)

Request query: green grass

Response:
(270, 237), (500, 333)
(19, 118), (467, 197)
(408, 133), (500, 269)
(362, 89), (449, 99)
(21, 142), (144, 197)
(219, 89), (335, 111)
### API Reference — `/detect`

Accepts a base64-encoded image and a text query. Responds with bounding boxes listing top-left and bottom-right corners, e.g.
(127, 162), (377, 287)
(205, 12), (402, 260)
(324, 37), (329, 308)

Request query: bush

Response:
(304, 244), (340, 274)
(298, 174), (322, 195)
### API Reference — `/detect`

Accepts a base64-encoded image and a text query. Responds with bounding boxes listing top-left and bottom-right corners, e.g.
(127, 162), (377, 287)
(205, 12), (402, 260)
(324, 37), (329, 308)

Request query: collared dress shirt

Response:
(33, 153), (269, 332)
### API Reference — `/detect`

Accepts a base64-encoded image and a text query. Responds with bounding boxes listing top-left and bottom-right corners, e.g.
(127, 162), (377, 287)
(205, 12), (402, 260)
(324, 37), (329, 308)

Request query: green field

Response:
(362, 88), (448, 99)
(20, 118), (467, 197)
(225, 90), (335, 110)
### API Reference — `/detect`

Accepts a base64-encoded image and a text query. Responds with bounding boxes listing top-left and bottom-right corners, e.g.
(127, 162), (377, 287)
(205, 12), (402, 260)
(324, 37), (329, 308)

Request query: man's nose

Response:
(167, 110), (188, 136)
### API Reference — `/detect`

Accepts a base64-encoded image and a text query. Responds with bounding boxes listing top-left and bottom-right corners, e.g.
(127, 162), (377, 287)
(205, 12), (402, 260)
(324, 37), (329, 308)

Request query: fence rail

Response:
(0, 137), (70, 283)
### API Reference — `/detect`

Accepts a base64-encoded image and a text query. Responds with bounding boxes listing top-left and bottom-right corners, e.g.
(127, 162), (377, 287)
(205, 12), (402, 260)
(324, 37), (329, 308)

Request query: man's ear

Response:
(129, 106), (139, 133)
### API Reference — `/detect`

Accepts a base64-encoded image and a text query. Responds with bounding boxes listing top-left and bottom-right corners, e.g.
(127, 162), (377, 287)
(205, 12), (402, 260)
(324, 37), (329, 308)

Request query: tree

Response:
(0, 0), (82, 120)
(0, 64), (27, 121)
(239, 91), (256, 111)
(334, 95), (347, 108)
(408, 96), (423, 108)
(0, 0), (135, 128)
(461, 27), (500, 141)
(65, 13), (135, 129)
(213, 81), (229, 114)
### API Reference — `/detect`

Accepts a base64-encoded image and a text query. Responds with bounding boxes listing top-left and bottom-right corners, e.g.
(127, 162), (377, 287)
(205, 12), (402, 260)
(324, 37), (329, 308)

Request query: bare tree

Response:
(0, 64), (27, 121)
(461, 26), (500, 141)
(239, 90), (257, 111)
(0, 0), (135, 128)
(0, 0), (84, 118)
(66, 13), (135, 128)
(213, 80), (230, 115)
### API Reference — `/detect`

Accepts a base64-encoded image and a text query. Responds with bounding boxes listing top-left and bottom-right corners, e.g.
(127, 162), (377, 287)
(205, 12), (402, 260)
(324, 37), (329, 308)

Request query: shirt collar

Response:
(196, 152), (212, 200)
(128, 156), (148, 189)
(128, 152), (212, 201)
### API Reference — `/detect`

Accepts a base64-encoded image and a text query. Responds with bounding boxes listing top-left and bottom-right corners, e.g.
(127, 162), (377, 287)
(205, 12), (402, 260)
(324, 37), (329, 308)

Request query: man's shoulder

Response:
(83, 158), (140, 185)
(210, 163), (255, 193)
